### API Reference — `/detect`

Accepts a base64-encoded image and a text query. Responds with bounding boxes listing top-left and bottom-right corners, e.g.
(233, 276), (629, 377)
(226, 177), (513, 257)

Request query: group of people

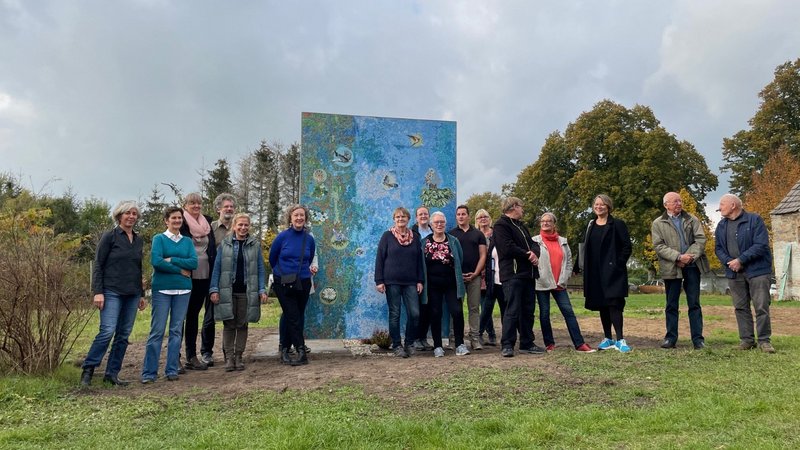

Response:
(375, 192), (776, 358)
(374, 197), (623, 358)
(81, 194), (316, 386)
(81, 188), (777, 386)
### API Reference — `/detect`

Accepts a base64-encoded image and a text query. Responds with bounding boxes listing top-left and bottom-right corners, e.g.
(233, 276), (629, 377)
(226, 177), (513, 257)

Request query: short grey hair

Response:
(430, 211), (446, 224)
(721, 193), (742, 208)
(111, 200), (140, 225)
(540, 211), (557, 224)
(663, 192), (680, 206)
(502, 197), (522, 213)
(213, 193), (236, 211)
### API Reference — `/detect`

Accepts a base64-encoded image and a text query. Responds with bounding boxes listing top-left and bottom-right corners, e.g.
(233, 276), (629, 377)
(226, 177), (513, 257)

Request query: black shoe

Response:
(486, 336), (498, 346)
(501, 347), (514, 357)
(224, 357), (236, 372)
(166, 374), (179, 381)
(201, 354), (215, 367)
(141, 378), (155, 385)
(660, 339), (677, 349)
(280, 348), (292, 365)
(303, 345), (312, 354)
(103, 375), (131, 386)
(519, 344), (546, 355)
(693, 341), (706, 350)
(234, 354), (245, 371)
(185, 356), (208, 371)
(80, 367), (94, 387)
(292, 348), (309, 366)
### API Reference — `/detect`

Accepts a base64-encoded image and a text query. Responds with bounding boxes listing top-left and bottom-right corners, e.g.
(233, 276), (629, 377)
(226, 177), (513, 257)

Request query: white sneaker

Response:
(455, 344), (471, 356)
(434, 347), (445, 358)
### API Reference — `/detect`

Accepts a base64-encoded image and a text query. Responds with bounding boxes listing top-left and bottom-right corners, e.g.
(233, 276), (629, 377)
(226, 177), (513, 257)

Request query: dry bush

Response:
(0, 209), (93, 374)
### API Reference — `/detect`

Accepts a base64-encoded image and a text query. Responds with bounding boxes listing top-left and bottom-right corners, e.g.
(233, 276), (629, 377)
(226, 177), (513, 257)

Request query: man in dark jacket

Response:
(493, 197), (544, 357)
(714, 194), (775, 353)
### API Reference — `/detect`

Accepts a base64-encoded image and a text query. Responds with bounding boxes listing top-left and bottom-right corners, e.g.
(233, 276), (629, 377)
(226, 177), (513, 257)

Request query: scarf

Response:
(540, 231), (563, 287)
(183, 209), (211, 242)
(390, 226), (414, 246)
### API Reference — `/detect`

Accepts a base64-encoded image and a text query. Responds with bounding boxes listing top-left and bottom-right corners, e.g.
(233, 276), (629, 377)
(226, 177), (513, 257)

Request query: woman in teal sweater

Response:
(142, 206), (198, 383)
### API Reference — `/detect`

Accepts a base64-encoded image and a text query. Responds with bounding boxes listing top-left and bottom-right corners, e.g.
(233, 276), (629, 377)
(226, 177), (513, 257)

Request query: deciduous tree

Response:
(722, 58), (800, 195)
(510, 100), (718, 263)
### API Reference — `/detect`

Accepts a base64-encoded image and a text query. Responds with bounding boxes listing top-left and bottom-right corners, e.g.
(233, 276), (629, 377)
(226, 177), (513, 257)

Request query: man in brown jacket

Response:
(651, 192), (710, 350)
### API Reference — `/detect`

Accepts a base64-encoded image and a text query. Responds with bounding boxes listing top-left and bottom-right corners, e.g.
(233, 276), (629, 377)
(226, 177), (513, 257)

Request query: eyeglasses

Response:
(431, 221), (446, 225)
(477, 216), (489, 220)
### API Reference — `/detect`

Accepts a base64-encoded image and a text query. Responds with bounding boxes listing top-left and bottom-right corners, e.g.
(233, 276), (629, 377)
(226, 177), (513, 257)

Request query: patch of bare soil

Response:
(85, 306), (800, 400)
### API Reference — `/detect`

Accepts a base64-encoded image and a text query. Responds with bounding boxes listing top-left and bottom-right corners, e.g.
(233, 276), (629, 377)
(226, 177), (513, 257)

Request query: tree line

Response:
(467, 57), (800, 278)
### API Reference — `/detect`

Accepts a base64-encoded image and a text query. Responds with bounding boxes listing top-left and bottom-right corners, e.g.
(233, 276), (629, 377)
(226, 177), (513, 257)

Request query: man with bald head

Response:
(651, 192), (710, 350)
(714, 194), (775, 353)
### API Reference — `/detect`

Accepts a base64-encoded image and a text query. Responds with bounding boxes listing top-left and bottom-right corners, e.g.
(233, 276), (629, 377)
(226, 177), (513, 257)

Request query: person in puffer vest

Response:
(209, 213), (267, 372)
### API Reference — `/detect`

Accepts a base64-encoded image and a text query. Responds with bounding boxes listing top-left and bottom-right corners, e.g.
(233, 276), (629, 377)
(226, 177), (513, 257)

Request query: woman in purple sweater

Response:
(374, 207), (424, 358)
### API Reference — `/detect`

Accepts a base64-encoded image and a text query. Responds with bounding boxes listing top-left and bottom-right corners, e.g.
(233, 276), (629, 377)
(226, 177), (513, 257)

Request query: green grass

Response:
(4, 297), (800, 448)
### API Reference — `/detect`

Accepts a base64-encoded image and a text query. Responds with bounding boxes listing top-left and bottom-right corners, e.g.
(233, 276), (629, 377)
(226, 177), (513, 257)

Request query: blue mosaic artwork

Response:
(301, 112), (457, 338)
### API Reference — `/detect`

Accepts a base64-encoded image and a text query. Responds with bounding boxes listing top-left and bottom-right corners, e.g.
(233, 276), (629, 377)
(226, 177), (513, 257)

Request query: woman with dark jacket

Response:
(209, 213), (267, 372)
(476, 209), (503, 347)
(493, 197), (543, 357)
(421, 211), (468, 357)
(374, 207), (424, 358)
(269, 204), (316, 366)
(82, 201), (146, 387)
(582, 194), (633, 353)
(179, 192), (217, 370)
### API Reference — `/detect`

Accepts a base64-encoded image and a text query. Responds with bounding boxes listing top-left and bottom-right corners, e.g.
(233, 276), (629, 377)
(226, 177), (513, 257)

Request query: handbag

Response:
(280, 231), (307, 291)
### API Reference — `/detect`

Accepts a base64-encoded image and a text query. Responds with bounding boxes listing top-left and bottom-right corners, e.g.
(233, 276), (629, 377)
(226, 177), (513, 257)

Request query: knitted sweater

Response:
(150, 233), (198, 292)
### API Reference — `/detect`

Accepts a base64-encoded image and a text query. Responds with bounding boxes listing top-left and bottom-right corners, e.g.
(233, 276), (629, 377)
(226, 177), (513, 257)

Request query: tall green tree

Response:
(203, 158), (233, 207)
(511, 99), (718, 263)
(281, 142), (301, 206)
(251, 141), (280, 232)
(722, 58), (800, 195)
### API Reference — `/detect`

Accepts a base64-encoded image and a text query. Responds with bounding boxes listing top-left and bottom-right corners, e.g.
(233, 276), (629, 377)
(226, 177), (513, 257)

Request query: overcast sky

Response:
(2, 0), (800, 220)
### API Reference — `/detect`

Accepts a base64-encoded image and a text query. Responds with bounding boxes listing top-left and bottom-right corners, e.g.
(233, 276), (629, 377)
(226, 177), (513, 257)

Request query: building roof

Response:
(772, 180), (800, 215)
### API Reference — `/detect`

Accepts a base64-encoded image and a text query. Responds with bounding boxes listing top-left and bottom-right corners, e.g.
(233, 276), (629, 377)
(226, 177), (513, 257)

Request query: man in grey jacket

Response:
(651, 192), (710, 350)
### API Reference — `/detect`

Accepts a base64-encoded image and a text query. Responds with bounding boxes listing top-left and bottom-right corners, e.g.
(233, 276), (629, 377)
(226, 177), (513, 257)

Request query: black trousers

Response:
(427, 282), (464, 348)
(275, 279), (312, 350)
(500, 277), (536, 350)
(184, 278), (213, 359)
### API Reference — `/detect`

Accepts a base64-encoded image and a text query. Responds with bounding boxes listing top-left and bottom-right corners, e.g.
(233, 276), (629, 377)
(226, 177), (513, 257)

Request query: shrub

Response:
(0, 208), (93, 374)
(367, 329), (391, 350)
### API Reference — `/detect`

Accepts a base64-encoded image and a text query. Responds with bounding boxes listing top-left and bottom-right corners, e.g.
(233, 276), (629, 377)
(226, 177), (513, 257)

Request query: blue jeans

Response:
(142, 291), (190, 380)
(536, 289), (585, 348)
(386, 284), (420, 348)
(664, 265), (704, 345)
(83, 290), (139, 377)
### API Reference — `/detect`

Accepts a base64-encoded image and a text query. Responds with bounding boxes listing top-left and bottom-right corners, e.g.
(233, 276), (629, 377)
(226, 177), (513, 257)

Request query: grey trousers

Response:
(223, 292), (249, 356)
(465, 277), (482, 338)
(728, 274), (772, 344)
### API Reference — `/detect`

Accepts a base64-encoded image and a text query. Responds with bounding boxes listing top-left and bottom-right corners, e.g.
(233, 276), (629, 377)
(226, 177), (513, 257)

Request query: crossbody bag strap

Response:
(295, 230), (307, 277)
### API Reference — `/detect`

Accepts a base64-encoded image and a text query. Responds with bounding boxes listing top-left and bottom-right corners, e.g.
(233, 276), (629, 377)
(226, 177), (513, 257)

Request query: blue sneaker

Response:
(597, 338), (616, 351)
(615, 339), (632, 353)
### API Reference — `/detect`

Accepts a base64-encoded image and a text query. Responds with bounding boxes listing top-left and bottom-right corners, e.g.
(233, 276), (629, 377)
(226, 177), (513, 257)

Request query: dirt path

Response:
(88, 306), (799, 400)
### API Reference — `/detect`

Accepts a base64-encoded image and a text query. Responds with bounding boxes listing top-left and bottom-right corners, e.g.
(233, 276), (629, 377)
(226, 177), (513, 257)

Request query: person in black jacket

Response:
(493, 197), (544, 357)
(179, 192), (217, 370)
(582, 194), (633, 353)
(81, 200), (146, 387)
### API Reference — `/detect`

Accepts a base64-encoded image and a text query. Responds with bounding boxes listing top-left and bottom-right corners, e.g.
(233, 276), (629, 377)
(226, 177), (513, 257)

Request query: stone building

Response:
(770, 180), (800, 300)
